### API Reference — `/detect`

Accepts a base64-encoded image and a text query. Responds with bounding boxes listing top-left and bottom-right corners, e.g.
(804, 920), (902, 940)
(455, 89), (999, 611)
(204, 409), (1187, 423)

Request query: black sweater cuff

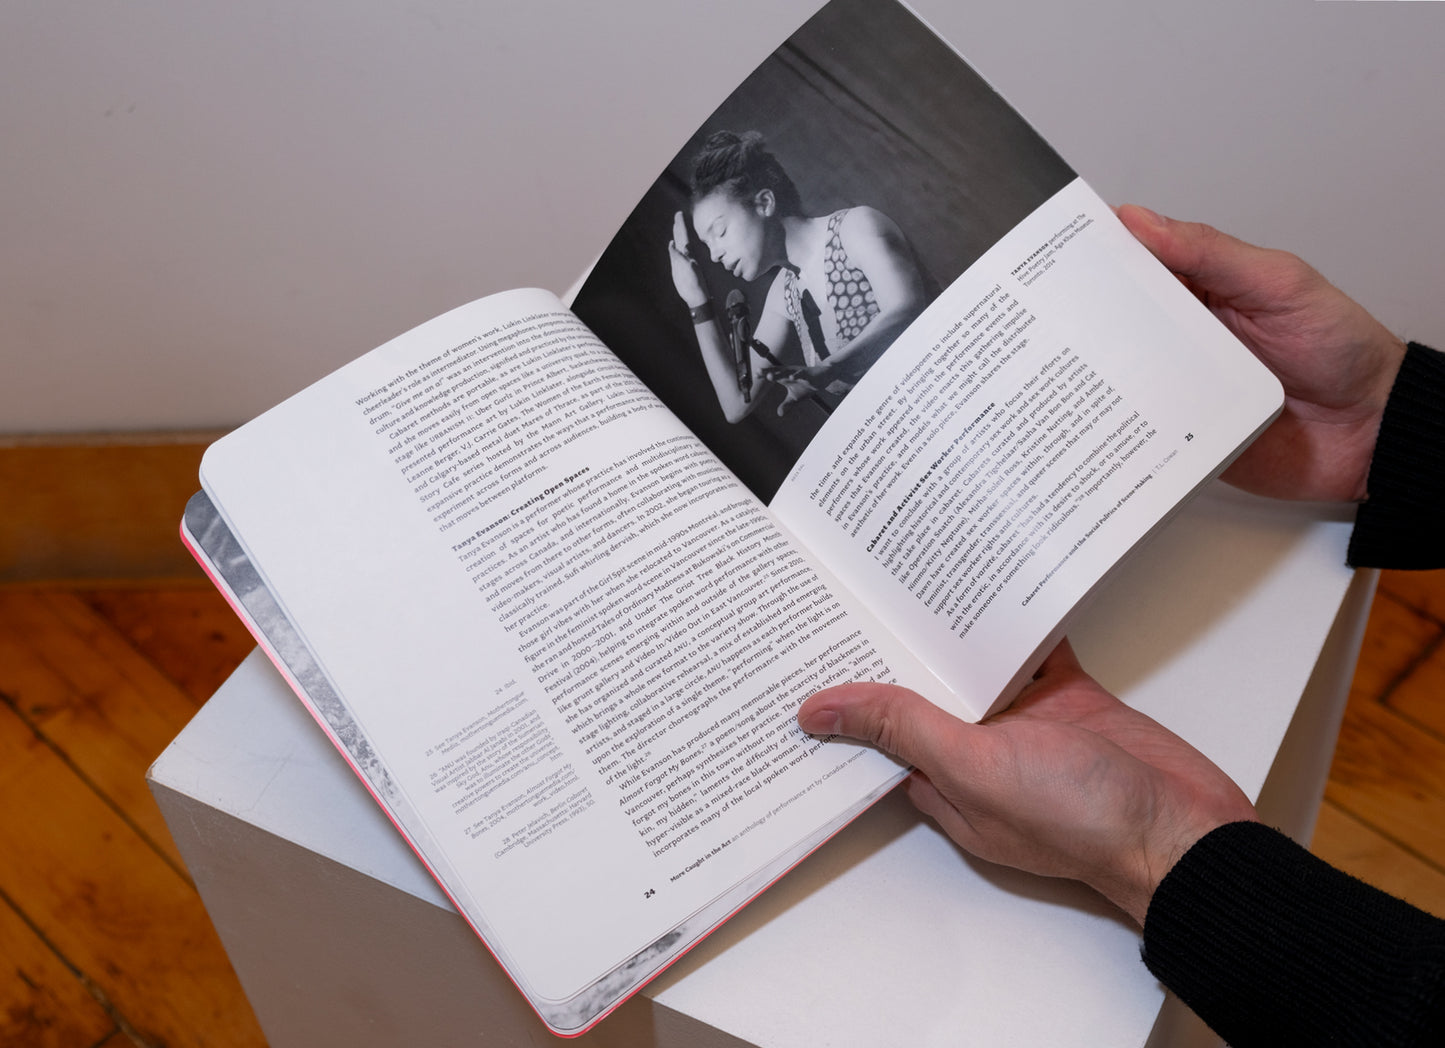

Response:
(1142, 821), (1445, 1047)
(1348, 342), (1445, 569)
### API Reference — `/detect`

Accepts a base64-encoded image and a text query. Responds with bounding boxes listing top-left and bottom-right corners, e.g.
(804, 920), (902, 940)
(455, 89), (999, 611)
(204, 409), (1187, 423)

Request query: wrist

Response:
(1358, 332), (1411, 490)
(688, 300), (715, 324)
(1105, 809), (1260, 928)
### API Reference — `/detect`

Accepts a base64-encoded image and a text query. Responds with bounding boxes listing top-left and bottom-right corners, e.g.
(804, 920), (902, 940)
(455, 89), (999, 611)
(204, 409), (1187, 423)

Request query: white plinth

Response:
(150, 484), (1374, 1048)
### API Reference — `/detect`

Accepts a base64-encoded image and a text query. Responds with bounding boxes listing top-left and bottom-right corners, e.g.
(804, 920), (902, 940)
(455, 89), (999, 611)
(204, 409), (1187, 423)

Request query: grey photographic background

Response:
(4, 0), (1441, 435)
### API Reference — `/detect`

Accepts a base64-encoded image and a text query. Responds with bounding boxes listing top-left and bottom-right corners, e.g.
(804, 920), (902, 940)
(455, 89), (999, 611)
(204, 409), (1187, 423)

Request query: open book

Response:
(182, 0), (1282, 1035)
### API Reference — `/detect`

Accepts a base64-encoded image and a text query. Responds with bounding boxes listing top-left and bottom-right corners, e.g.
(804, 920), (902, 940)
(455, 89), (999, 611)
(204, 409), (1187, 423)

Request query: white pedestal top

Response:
(153, 483), (1359, 1047)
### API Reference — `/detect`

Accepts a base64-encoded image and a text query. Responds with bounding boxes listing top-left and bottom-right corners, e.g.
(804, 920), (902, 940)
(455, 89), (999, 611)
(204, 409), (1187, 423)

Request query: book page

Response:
(567, 0), (1280, 721)
(199, 287), (937, 1030)
(769, 182), (1281, 717)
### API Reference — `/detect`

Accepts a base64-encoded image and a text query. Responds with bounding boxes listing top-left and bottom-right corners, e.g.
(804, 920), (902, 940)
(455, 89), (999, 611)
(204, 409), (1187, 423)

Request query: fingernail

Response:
(800, 708), (841, 736)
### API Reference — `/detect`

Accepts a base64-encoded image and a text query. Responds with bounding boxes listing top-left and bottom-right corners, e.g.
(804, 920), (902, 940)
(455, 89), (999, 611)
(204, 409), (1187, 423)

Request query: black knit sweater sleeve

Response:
(1348, 342), (1445, 569)
(1139, 344), (1445, 1043)
(1142, 821), (1445, 1047)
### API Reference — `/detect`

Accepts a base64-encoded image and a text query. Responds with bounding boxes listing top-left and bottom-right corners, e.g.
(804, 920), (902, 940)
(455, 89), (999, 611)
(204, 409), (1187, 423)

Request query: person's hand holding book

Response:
(1116, 205), (1406, 503)
(797, 640), (1257, 925)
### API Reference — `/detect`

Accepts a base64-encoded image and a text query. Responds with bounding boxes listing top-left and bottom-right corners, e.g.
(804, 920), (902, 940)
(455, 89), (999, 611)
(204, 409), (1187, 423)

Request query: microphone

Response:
(726, 289), (752, 401)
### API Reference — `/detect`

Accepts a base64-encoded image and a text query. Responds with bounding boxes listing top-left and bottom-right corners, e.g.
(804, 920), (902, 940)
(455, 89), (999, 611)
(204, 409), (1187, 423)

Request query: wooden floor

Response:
(2, 570), (1445, 1047)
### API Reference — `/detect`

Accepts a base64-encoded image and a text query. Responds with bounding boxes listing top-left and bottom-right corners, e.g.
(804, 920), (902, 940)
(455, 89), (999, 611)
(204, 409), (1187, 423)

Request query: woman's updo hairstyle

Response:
(689, 130), (802, 217)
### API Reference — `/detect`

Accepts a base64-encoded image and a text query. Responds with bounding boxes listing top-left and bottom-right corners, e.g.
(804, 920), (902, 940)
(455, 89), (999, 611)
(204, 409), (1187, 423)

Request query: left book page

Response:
(190, 287), (937, 1035)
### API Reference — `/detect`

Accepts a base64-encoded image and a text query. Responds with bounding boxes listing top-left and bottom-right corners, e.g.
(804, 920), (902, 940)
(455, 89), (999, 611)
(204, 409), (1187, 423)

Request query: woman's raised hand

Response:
(668, 211), (710, 310)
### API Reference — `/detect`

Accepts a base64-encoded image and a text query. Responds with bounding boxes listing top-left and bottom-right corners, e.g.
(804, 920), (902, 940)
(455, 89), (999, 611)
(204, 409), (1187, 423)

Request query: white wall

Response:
(3, 0), (1441, 435)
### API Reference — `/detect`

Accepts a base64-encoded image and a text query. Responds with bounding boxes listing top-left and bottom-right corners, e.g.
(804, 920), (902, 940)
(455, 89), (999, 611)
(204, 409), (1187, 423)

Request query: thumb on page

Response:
(798, 681), (976, 776)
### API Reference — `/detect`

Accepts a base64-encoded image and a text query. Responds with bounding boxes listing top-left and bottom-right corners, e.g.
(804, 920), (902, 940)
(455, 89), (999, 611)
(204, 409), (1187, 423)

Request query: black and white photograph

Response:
(572, 0), (1073, 501)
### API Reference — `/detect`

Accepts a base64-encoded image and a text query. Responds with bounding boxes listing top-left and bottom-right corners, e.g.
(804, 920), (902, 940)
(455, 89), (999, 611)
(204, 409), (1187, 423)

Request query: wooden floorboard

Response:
(0, 583), (263, 1048)
(0, 436), (220, 582)
(1311, 801), (1445, 915)
(1, 566), (1444, 1045)
(1322, 592), (1445, 875)
(72, 586), (254, 705)
(0, 591), (208, 875)
(1313, 568), (1445, 919)
(0, 884), (115, 1048)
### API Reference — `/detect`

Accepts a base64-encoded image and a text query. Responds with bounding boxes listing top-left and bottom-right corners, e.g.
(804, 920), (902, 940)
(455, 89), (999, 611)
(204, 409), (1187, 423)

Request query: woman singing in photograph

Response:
(668, 130), (936, 422)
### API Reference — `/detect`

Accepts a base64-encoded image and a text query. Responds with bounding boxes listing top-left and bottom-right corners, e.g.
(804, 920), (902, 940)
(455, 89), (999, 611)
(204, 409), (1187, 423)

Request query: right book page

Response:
(769, 179), (1282, 718)
(572, 0), (1281, 720)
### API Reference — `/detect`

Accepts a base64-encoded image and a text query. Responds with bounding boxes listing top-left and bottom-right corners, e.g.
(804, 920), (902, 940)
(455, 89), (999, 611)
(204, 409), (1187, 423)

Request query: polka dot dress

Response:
(782, 209), (881, 367)
(823, 210), (880, 344)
